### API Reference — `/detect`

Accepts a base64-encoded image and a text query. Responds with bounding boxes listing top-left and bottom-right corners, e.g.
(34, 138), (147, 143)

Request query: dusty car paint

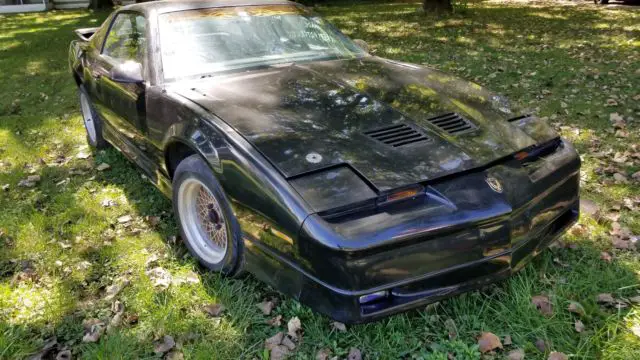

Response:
(69, 0), (580, 323)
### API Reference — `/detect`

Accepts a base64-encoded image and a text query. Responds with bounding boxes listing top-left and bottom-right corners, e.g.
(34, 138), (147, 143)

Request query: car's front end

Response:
(288, 137), (579, 323)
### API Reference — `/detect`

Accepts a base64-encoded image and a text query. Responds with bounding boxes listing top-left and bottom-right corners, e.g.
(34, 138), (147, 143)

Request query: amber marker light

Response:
(385, 186), (423, 203)
(514, 151), (529, 161)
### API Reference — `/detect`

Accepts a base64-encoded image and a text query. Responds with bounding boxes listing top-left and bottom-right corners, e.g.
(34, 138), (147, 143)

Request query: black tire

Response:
(172, 154), (244, 275)
(78, 85), (109, 149)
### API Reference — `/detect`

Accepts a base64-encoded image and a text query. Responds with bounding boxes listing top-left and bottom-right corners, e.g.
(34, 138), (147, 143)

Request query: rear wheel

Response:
(78, 85), (108, 149)
(172, 155), (244, 275)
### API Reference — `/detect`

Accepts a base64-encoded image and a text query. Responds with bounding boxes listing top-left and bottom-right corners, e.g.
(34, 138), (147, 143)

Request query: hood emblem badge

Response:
(486, 177), (503, 193)
(305, 152), (323, 164)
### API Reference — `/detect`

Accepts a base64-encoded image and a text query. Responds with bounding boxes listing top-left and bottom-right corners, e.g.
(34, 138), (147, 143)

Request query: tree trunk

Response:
(423, 0), (453, 13)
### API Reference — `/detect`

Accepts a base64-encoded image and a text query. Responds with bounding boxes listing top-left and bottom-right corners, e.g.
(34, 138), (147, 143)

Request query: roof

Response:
(123, 0), (299, 16)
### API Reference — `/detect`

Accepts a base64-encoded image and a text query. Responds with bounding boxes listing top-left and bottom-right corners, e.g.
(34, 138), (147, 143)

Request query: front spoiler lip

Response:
(245, 204), (578, 323)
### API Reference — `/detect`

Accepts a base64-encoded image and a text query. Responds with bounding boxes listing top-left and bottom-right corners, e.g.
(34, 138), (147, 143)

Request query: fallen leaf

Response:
(287, 317), (302, 339)
(104, 277), (130, 301)
(315, 348), (331, 360)
(154, 335), (175, 354)
(606, 98), (618, 106)
(548, 352), (568, 360)
(96, 163), (111, 171)
(146, 267), (172, 289)
(600, 252), (613, 262)
(444, 318), (457, 339)
(535, 338), (546, 353)
(503, 335), (512, 346)
(203, 303), (225, 317)
(612, 237), (631, 250)
(265, 332), (284, 350)
(271, 345), (290, 360)
(107, 300), (124, 333)
(477, 332), (502, 353)
(165, 350), (184, 360)
(331, 321), (346, 332)
(267, 315), (283, 327)
(628, 296), (640, 304)
(55, 350), (71, 360)
(575, 320), (585, 333)
(631, 324), (640, 338)
(579, 199), (600, 218)
(532, 295), (553, 316)
(281, 336), (296, 351)
(347, 347), (362, 360)
(507, 349), (525, 360)
(567, 301), (585, 317)
(82, 320), (105, 343)
(117, 215), (132, 224)
(257, 300), (275, 315)
(597, 293), (616, 304)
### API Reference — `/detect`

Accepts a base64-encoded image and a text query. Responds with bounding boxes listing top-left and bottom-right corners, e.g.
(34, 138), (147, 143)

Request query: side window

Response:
(102, 13), (147, 65)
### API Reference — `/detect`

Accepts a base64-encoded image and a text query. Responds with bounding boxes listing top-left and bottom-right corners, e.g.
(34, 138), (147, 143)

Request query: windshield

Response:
(159, 5), (365, 81)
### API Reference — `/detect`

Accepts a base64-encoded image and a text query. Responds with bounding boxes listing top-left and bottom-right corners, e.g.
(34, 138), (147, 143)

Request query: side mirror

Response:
(109, 61), (144, 84)
(353, 39), (369, 53)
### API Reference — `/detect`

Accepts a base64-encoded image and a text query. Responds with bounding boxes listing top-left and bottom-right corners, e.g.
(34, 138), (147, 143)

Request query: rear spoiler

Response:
(74, 27), (99, 42)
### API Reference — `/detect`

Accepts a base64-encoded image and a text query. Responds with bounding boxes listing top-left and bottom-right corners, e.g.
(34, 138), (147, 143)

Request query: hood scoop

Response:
(427, 113), (477, 135)
(363, 123), (431, 148)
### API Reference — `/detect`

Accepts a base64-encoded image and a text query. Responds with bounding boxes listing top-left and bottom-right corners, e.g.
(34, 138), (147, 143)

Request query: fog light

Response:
(359, 290), (389, 304)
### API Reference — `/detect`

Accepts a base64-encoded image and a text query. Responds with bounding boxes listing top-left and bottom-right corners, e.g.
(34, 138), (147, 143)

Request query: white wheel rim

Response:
(178, 178), (228, 264)
(80, 92), (97, 143)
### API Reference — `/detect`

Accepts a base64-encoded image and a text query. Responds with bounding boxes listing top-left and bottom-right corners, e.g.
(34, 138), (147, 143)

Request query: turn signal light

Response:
(385, 186), (423, 203)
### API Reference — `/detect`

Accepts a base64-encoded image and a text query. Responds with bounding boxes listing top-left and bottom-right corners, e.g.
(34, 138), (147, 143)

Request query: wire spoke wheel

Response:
(79, 92), (97, 143)
(178, 177), (228, 264)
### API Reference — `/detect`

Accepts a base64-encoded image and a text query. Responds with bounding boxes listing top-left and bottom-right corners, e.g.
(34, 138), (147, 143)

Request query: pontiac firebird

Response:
(69, 0), (581, 323)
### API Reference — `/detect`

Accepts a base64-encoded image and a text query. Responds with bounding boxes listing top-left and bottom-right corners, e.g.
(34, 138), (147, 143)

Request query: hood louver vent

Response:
(364, 124), (430, 148)
(427, 113), (477, 135)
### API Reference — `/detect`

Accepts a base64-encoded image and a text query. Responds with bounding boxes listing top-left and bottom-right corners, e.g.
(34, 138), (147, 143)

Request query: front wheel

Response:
(172, 155), (244, 275)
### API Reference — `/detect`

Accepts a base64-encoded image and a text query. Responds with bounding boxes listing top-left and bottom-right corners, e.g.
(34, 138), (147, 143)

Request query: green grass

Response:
(1, 2), (639, 359)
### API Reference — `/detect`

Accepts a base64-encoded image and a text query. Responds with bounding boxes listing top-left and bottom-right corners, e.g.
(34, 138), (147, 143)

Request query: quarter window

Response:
(102, 13), (147, 65)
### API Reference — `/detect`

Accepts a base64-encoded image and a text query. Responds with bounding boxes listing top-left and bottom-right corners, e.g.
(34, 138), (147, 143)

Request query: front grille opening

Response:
(363, 123), (430, 148)
(426, 113), (477, 135)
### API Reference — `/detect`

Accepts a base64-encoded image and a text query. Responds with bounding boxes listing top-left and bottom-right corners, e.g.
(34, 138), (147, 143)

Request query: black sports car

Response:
(69, 0), (580, 323)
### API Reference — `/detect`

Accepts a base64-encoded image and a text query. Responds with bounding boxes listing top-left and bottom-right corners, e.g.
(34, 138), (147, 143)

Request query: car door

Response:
(91, 12), (154, 174)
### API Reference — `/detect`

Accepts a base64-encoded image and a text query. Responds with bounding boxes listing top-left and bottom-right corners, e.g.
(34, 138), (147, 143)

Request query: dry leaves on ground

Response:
(331, 321), (347, 332)
(154, 335), (176, 354)
(567, 301), (586, 317)
(347, 347), (362, 360)
(575, 320), (585, 333)
(257, 299), (276, 315)
(203, 303), (225, 317)
(477, 332), (502, 353)
(287, 316), (302, 340)
(532, 295), (553, 316)
(507, 348), (525, 360)
(548, 352), (568, 360)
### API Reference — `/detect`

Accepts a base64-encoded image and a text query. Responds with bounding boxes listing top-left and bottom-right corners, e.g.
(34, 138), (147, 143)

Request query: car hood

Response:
(172, 57), (557, 191)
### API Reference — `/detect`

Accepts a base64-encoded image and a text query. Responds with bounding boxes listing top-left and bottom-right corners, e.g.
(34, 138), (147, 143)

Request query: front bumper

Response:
(245, 140), (580, 323)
